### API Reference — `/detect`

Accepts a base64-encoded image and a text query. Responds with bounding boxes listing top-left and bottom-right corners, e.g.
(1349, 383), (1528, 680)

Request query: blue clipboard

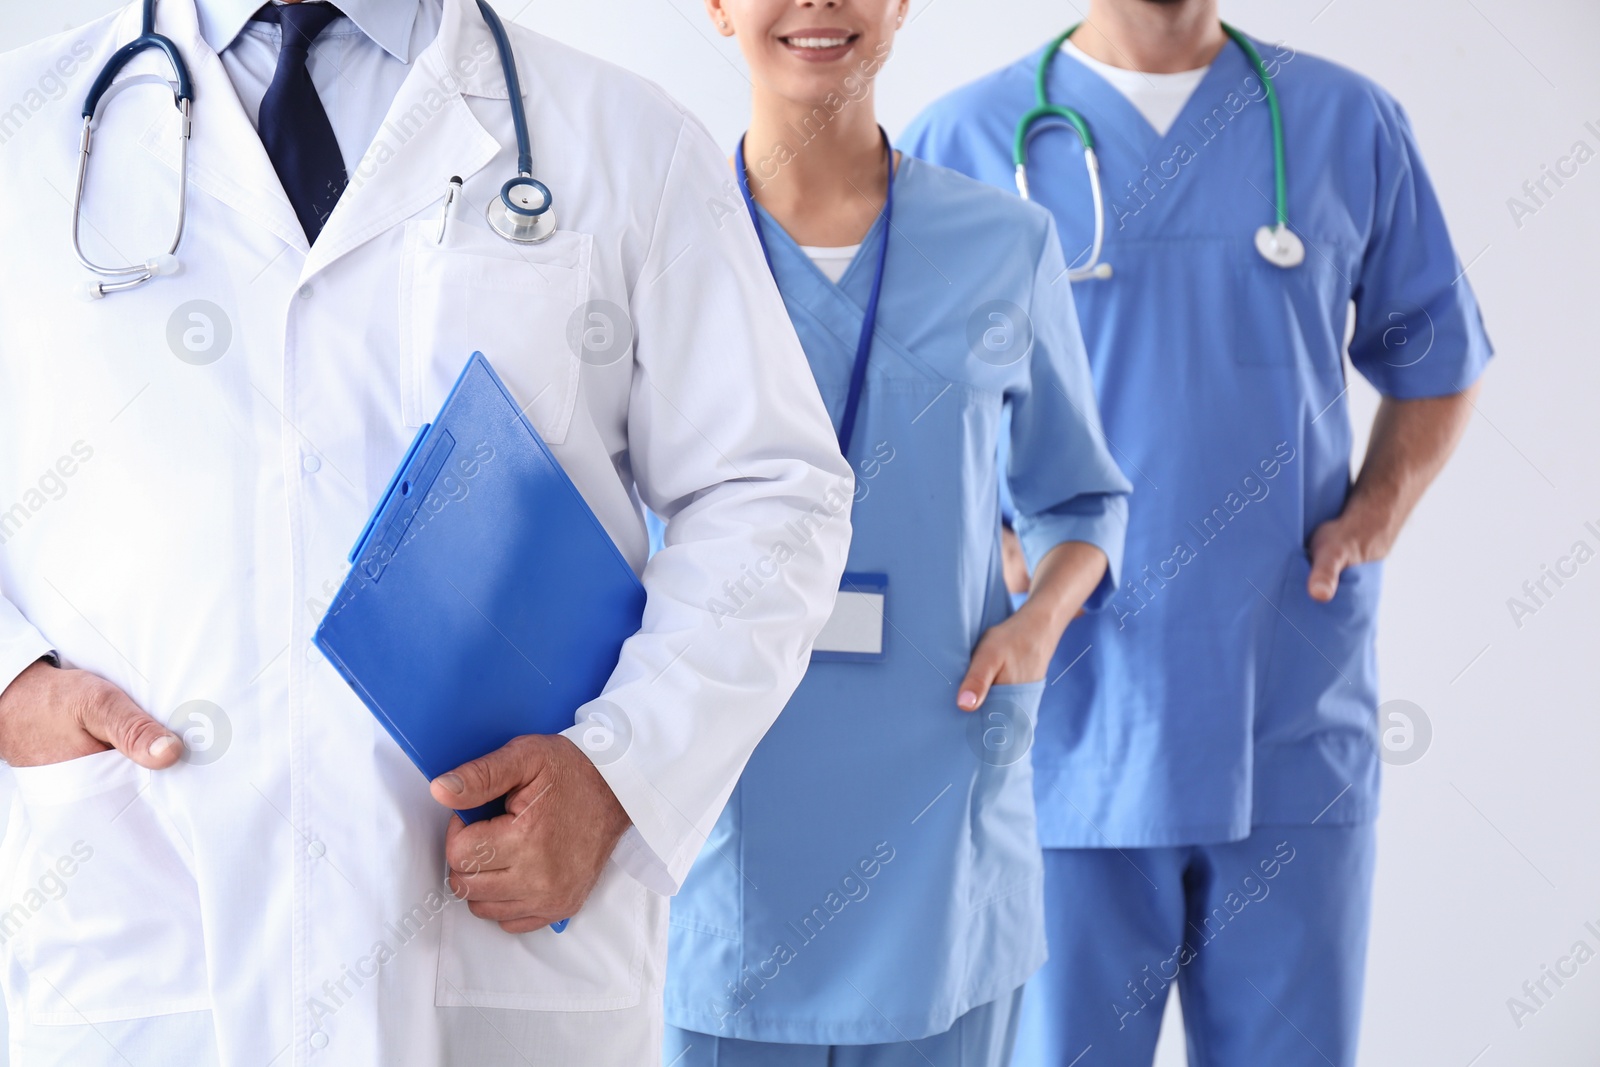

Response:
(315, 352), (647, 842)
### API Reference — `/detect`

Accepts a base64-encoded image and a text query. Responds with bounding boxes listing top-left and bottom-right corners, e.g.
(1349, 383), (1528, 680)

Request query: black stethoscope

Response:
(74, 0), (556, 299)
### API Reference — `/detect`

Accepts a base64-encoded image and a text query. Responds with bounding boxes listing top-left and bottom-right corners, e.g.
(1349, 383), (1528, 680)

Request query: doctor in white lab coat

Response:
(0, 0), (852, 1064)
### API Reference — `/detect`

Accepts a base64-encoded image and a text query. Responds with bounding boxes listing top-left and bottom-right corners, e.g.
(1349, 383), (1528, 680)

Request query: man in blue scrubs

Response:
(903, 1), (1491, 1063)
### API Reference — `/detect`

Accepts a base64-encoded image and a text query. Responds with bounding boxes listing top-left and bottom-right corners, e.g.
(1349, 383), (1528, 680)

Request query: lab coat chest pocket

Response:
(399, 221), (593, 443)
(435, 860), (647, 1011)
(0, 751), (209, 1024)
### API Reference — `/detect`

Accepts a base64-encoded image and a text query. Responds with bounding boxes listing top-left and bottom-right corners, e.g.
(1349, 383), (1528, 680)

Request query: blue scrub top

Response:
(665, 157), (1131, 1044)
(902, 35), (1492, 848)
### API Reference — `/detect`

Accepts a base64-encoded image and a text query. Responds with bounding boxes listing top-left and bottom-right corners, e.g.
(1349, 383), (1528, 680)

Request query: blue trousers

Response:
(1013, 823), (1376, 1067)
(665, 987), (1024, 1067)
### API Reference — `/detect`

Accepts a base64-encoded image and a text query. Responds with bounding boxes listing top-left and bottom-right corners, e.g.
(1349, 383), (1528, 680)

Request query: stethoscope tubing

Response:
(1014, 22), (1292, 278)
(74, 0), (549, 296)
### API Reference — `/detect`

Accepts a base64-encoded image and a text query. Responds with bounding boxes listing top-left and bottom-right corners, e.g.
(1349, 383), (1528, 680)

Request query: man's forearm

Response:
(1339, 383), (1480, 553)
(1306, 382), (1480, 600)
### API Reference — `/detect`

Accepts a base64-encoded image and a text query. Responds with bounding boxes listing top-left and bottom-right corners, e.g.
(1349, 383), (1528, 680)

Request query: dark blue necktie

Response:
(254, 3), (348, 243)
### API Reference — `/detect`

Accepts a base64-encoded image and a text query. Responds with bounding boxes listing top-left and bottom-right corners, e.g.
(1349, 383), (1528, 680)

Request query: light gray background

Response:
(3, 1), (1596, 1064)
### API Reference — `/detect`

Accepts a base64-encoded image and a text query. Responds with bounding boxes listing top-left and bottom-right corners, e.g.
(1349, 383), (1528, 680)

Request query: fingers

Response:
(956, 646), (1003, 712)
(503, 776), (558, 822)
(464, 897), (548, 922)
(1307, 541), (1350, 603)
(74, 677), (182, 769)
(432, 735), (542, 809)
(447, 857), (583, 925)
(447, 865), (521, 903)
(436, 737), (621, 934)
(443, 816), (512, 874)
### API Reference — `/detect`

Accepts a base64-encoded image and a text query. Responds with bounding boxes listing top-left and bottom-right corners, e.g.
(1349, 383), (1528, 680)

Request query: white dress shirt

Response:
(201, 0), (440, 178)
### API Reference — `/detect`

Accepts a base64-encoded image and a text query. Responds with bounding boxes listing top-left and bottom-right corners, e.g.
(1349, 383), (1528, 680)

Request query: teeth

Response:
(787, 36), (851, 49)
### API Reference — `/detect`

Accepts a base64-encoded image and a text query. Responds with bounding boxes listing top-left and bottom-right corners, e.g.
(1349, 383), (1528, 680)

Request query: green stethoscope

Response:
(1013, 22), (1303, 281)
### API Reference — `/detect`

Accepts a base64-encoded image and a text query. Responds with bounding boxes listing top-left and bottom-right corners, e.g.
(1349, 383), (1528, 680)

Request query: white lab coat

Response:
(0, 1), (852, 1064)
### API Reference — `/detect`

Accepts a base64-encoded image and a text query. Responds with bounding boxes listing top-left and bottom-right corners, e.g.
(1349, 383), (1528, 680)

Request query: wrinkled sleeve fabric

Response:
(1006, 212), (1131, 611)
(561, 116), (853, 895)
(1348, 94), (1492, 398)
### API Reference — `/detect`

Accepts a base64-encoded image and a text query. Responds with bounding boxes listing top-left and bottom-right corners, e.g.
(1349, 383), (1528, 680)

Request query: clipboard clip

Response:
(350, 429), (458, 583)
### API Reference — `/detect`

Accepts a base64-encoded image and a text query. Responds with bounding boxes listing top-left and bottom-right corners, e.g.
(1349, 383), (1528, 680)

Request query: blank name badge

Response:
(811, 573), (887, 663)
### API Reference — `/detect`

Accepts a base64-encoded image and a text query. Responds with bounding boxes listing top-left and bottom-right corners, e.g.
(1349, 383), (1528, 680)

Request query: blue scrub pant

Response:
(1013, 823), (1376, 1067)
(665, 987), (1024, 1067)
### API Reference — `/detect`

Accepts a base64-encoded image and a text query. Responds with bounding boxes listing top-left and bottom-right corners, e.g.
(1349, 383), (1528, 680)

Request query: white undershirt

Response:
(801, 245), (861, 284)
(1061, 40), (1209, 138)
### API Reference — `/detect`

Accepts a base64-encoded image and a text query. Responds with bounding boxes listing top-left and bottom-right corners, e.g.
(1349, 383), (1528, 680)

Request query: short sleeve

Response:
(1348, 97), (1492, 398)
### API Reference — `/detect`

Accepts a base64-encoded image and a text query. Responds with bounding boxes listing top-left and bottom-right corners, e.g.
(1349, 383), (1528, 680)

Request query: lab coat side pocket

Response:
(2, 750), (210, 1025)
(435, 858), (647, 1011)
(399, 221), (593, 444)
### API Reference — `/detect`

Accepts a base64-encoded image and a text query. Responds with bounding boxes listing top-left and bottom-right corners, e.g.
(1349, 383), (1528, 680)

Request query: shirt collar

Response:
(195, 0), (423, 63)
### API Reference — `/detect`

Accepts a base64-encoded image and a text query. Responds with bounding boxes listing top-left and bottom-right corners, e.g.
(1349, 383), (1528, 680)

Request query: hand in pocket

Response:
(0, 660), (182, 769)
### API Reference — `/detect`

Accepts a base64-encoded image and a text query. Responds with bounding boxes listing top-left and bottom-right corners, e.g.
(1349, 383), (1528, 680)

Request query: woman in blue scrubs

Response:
(662, 2), (1131, 1065)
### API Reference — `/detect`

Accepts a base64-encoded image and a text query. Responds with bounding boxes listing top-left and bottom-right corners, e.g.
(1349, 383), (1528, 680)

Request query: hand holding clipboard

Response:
(315, 354), (647, 934)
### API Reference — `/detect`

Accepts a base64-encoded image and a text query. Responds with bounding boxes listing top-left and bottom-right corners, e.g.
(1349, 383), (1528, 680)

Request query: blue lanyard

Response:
(735, 130), (894, 460)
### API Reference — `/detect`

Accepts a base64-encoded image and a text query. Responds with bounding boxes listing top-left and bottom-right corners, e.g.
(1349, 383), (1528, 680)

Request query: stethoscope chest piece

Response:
(1254, 224), (1305, 269)
(487, 176), (557, 244)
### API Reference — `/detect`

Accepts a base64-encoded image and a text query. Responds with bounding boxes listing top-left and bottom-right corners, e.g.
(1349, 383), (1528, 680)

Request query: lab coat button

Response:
(298, 285), (314, 300)
(302, 455), (322, 473)
(309, 1031), (328, 1049)
(306, 841), (325, 859)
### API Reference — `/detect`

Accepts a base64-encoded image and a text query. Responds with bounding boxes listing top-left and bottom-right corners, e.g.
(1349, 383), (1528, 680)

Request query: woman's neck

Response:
(743, 88), (890, 247)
